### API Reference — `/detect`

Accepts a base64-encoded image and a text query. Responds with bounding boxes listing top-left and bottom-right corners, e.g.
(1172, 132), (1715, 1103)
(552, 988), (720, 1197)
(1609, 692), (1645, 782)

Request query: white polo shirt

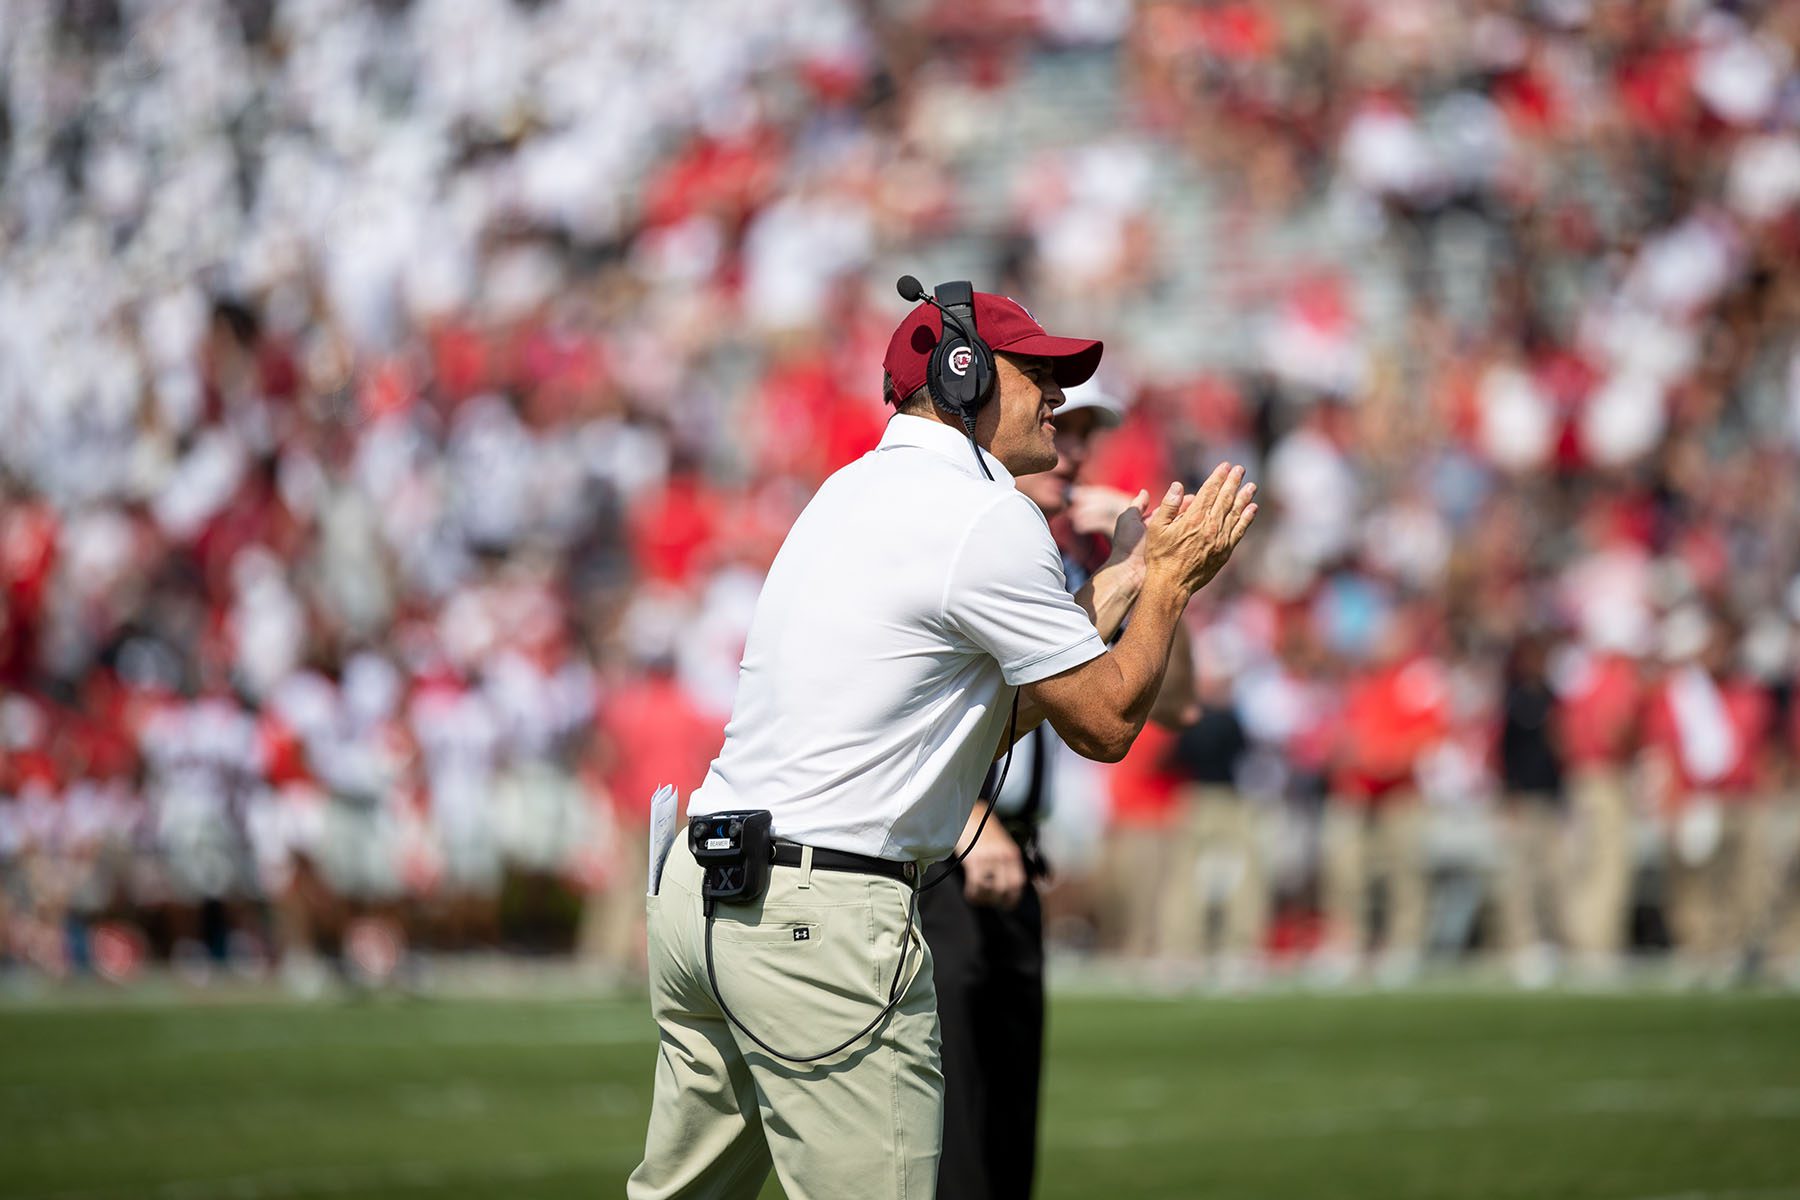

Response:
(686, 415), (1107, 861)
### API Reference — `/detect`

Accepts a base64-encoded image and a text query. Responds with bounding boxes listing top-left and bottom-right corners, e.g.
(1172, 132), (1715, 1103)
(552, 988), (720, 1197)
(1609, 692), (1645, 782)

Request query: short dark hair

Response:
(882, 371), (934, 416)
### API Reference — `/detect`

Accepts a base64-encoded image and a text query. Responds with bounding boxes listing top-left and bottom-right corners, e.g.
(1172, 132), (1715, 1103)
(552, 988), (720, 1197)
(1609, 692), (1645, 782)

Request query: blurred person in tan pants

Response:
(1097, 723), (1182, 960)
(581, 655), (719, 976)
(1762, 699), (1800, 984)
(1493, 635), (1567, 986)
(1643, 616), (1775, 981)
(1317, 618), (1449, 983)
(1094, 628), (1197, 964)
(1550, 638), (1645, 980)
(1162, 659), (1263, 982)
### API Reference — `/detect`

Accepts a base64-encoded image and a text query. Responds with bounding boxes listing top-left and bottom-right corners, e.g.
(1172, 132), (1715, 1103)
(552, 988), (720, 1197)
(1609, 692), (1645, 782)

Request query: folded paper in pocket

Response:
(647, 784), (679, 895)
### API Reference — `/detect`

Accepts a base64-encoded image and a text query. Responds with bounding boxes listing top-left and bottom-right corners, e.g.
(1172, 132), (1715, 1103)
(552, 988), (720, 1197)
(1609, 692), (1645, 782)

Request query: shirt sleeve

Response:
(942, 492), (1107, 685)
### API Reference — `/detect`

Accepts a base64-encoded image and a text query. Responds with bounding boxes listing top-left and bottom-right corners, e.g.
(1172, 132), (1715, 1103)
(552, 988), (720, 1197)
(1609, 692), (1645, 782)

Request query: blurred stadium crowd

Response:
(4, 0), (1800, 990)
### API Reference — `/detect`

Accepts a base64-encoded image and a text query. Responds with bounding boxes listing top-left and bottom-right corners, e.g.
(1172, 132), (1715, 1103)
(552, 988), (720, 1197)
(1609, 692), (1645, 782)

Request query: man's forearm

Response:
(1021, 464), (1257, 762)
(1022, 569), (1189, 762)
(1072, 556), (1146, 644)
(1006, 556), (1147, 750)
(1099, 571), (1189, 742)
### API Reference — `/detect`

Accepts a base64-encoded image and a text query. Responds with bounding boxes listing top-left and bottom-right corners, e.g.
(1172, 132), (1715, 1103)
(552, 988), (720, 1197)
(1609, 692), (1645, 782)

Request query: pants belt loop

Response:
(798, 844), (814, 889)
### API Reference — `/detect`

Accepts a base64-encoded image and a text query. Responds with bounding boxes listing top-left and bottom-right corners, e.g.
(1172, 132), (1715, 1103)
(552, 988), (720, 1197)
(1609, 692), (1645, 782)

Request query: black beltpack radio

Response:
(688, 810), (774, 904)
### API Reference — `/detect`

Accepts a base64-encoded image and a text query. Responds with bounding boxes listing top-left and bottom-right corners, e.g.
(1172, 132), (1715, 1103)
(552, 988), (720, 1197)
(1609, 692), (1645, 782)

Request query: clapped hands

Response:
(1141, 462), (1258, 597)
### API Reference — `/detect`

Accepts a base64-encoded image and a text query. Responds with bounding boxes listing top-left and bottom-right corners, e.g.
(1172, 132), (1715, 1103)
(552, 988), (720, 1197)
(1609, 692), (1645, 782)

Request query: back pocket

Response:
(712, 904), (826, 946)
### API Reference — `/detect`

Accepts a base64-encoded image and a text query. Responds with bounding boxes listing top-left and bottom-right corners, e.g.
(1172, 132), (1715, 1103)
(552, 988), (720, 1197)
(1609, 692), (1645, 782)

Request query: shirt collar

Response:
(878, 414), (1014, 485)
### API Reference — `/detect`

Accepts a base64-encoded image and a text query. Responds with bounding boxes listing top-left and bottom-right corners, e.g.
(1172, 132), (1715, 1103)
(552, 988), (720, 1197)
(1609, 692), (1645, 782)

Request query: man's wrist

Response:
(1139, 568), (1191, 617)
(1098, 552), (1148, 593)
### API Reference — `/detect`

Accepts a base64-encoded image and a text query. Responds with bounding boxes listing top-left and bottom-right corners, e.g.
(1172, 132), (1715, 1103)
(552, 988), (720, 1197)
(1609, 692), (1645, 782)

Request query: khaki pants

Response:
(1321, 799), (1425, 959)
(1492, 799), (1568, 955)
(1097, 824), (1175, 958)
(1563, 767), (1633, 963)
(1765, 794), (1800, 971)
(1162, 786), (1268, 962)
(628, 843), (943, 1200)
(1666, 801), (1773, 969)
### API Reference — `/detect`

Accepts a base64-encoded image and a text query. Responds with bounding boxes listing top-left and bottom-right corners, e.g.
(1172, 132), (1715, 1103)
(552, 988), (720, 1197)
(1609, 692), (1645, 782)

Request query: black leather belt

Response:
(771, 841), (919, 885)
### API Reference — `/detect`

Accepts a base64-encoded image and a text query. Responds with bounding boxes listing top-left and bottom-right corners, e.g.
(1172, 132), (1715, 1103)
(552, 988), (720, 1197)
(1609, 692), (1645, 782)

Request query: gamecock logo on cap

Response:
(948, 347), (975, 376)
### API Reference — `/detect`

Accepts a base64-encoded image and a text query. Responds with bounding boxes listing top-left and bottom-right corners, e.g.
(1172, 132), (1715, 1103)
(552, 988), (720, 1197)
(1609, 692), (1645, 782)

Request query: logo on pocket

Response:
(792, 927), (811, 942)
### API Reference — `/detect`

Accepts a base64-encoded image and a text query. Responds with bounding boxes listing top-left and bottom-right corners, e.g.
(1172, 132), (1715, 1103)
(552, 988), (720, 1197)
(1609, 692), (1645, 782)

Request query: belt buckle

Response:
(902, 861), (916, 883)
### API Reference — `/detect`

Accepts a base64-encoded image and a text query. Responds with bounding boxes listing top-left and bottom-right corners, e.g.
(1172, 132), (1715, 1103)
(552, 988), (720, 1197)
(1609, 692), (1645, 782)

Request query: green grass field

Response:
(3, 988), (1798, 1199)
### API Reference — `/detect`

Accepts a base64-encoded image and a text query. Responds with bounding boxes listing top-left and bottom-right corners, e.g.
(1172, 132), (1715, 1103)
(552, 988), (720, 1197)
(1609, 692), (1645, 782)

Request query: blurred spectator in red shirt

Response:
(1768, 679), (1800, 984)
(628, 466), (724, 589)
(1, 497), (58, 687)
(1319, 614), (1449, 982)
(1643, 613), (1776, 978)
(1551, 639), (1646, 977)
(581, 658), (722, 975)
(1097, 722), (1182, 960)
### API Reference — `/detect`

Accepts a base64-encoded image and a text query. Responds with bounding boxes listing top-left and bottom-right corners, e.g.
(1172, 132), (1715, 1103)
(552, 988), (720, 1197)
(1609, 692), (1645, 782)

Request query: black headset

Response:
(896, 275), (999, 480)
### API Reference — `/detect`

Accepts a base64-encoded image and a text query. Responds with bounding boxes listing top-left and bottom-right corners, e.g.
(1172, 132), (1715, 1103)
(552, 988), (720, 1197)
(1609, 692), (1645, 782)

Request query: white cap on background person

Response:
(1054, 379), (1124, 429)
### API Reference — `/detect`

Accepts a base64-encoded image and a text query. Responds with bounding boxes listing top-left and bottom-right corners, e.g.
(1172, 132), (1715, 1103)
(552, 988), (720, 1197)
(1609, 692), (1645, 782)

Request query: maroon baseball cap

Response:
(882, 291), (1104, 404)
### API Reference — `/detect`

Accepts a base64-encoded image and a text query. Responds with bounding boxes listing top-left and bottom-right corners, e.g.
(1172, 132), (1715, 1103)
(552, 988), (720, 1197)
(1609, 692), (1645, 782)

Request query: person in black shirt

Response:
(1493, 634), (1567, 985)
(920, 384), (1190, 1200)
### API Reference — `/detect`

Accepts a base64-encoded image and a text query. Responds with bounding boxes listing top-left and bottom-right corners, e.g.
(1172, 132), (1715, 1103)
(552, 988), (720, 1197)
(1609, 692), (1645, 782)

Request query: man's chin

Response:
(999, 437), (1060, 478)
(1023, 444), (1060, 476)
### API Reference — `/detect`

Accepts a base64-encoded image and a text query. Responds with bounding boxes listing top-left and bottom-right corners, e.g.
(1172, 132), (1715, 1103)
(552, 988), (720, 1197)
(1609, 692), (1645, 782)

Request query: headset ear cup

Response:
(921, 282), (997, 421)
(931, 334), (984, 418)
